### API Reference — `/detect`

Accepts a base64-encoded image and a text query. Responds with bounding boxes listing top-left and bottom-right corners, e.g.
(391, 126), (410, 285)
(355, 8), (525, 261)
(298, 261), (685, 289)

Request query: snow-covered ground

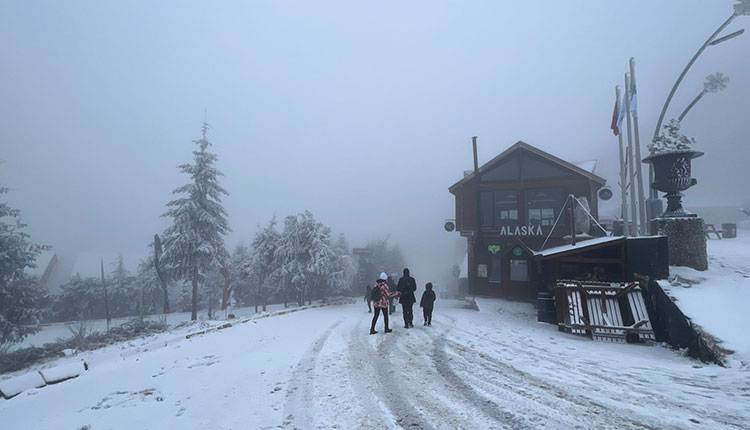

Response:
(14, 302), (309, 350)
(659, 231), (750, 366)
(2, 298), (748, 430)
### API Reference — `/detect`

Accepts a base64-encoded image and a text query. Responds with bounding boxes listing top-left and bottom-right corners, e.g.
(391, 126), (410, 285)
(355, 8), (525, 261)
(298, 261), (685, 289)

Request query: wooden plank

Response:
(589, 295), (603, 341)
(631, 291), (655, 341)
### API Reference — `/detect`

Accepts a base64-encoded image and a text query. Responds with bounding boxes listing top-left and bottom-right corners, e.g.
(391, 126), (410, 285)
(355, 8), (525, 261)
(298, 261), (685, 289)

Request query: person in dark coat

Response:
(365, 285), (372, 313)
(396, 268), (417, 328)
(371, 273), (399, 335)
(420, 282), (437, 326)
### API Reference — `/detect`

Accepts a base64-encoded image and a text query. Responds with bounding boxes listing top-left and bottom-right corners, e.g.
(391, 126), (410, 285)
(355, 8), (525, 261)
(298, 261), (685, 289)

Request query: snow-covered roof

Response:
(533, 236), (625, 258)
(449, 141), (607, 193)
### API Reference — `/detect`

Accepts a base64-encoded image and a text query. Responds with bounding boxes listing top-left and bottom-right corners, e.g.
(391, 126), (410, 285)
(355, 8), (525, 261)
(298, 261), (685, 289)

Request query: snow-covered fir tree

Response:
(276, 211), (337, 306)
(132, 257), (165, 316)
(228, 243), (253, 308)
(0, 185), (49, 344)
(329, 234), (356, 295)
(247, 217), (281, 311)
(53, 275), (103, 322)
(109, 255), (136, 318)
(161, 121), (230, 320)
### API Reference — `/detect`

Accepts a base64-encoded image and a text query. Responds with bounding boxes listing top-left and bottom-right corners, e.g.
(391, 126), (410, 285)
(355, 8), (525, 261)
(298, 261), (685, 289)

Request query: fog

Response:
(2, 1), (749, 282)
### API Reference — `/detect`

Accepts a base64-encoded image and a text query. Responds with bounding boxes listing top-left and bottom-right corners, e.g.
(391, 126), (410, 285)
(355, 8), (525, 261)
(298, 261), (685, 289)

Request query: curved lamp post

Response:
(653, 1), (749, 140)
(678, 72), (730, 122)
(649, 0), (749, 201)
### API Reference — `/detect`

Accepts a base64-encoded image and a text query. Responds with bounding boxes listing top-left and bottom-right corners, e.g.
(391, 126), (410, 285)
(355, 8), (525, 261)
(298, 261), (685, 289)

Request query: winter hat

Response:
(403, 268), (410, 275)
(425, 282), (433, 290)
(380, 272), (388, 280)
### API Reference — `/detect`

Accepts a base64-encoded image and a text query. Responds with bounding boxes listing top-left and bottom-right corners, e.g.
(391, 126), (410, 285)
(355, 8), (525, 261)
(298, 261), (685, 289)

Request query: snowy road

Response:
(2, 299), (749, 430)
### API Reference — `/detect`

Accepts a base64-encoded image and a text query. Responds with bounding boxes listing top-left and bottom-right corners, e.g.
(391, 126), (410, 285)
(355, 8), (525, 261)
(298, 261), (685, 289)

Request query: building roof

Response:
(532, 236), (626, 259)
(448, 141), (607, 193)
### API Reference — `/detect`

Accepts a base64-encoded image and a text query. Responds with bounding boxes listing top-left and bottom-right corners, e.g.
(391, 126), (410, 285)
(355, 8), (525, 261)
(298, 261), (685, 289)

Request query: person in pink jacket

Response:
(370, 273), (400, 335)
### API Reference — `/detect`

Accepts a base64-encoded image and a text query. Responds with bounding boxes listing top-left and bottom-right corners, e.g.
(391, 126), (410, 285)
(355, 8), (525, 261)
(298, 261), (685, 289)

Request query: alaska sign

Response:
(498, 225), (543, 236)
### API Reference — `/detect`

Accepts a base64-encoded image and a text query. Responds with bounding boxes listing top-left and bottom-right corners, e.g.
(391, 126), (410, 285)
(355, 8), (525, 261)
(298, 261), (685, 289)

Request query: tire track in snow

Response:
(445, 320), (748, 429)
(442, 337), (658, 430)
(372, 328), (435, 430)
(282, 319), (343, 429)
(428, 335), (532, 430)
(345, 316), (394, 428)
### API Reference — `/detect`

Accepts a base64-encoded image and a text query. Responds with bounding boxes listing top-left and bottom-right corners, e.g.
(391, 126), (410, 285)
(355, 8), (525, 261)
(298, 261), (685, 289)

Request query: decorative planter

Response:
(642, 149), (704, 218)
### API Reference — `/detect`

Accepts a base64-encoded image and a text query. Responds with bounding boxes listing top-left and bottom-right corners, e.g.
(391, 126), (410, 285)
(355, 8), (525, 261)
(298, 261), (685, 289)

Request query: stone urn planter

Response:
(642, 149), (703, 217)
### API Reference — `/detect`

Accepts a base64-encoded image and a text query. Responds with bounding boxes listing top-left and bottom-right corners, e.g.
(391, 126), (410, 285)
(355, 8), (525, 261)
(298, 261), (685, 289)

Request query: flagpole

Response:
(615, 85), (629, 236)
(629, 58), (647, 235)
(624, 73), (638, 236)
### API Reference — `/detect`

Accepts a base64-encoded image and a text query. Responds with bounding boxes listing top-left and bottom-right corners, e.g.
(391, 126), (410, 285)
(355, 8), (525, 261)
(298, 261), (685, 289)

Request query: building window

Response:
(510, 259), (528, 281)
(481, 191), (493, 227)
(489, 252), (501, 283)
(525, 188), (565, 227)
(480, 190), (519, 228)
(494, 191), (518, 226)
(528, 208), (556, 226)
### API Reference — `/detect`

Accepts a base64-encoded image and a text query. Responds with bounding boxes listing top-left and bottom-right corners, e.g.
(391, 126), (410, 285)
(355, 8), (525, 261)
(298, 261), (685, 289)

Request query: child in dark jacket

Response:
(419, 282), (437, 326)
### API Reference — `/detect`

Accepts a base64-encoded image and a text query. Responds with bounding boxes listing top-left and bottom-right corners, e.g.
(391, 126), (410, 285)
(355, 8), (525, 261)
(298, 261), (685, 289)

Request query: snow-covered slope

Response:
(659, 231), (750, 366)
(2, 299), (748, 429)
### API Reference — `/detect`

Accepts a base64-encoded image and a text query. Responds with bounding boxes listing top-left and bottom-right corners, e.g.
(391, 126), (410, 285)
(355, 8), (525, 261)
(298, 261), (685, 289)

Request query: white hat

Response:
(380, 272), (388, 280)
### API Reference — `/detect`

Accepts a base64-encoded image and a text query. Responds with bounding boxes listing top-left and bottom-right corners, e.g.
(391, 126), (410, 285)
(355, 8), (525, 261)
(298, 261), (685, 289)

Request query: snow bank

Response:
(39, 361), (87, 384)
(659, 231), (750, 365)
(0, 371), (46, 399)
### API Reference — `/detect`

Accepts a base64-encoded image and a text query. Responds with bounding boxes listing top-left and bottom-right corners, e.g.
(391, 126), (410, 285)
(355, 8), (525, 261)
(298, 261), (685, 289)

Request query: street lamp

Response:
(677, 72), (730, 122)
(646, 0), (749, 220)
(653, 0), (750, 142)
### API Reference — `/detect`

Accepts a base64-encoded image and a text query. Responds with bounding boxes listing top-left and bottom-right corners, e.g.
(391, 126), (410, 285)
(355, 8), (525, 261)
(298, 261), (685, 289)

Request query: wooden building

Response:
(448, 141), (610, 298)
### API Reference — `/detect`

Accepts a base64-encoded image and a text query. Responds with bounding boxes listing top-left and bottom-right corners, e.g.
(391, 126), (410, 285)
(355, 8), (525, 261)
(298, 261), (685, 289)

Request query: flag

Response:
(629, 81), (637, 118)
(610, 92), (625, 136)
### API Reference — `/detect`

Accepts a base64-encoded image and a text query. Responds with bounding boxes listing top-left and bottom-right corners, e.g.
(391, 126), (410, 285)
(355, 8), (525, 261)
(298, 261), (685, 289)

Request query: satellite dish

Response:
(597, 187), (613, 201)
(444, 220), (456, 232)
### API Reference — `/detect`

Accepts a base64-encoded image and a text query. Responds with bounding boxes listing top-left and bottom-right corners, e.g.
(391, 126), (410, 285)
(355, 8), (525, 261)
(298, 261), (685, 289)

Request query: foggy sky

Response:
(2, 1), (749, 281)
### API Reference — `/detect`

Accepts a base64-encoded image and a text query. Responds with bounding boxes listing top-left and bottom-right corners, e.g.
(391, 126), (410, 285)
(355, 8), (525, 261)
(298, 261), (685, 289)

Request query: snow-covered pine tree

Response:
(161, 121), (230, 320)
(132, 257), (164, 316)
(0, 185), (49, 344)
(53, 274), (103, 322)
(152, 234), (171, 314)
(276, 214), (304, 307)
(305, 216), (336, 304)
(249, 217), (280, 311)
(109, 255), (136, 318)
(329, 234), (356, 296)
(228, 243), (253, 308)
(276, 211), (337, 306)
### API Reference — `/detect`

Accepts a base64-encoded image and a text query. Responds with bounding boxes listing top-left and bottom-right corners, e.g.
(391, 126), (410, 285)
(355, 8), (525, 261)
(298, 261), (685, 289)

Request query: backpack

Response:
(370, 284), (382, 301)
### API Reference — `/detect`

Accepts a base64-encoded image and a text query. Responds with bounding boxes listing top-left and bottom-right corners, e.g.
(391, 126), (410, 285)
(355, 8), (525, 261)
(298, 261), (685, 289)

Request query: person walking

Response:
(365, 285), (372, 313)
(397, 268), (417, 328)
(420, 282), (437, 326)
(371, 273), (399, 335)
